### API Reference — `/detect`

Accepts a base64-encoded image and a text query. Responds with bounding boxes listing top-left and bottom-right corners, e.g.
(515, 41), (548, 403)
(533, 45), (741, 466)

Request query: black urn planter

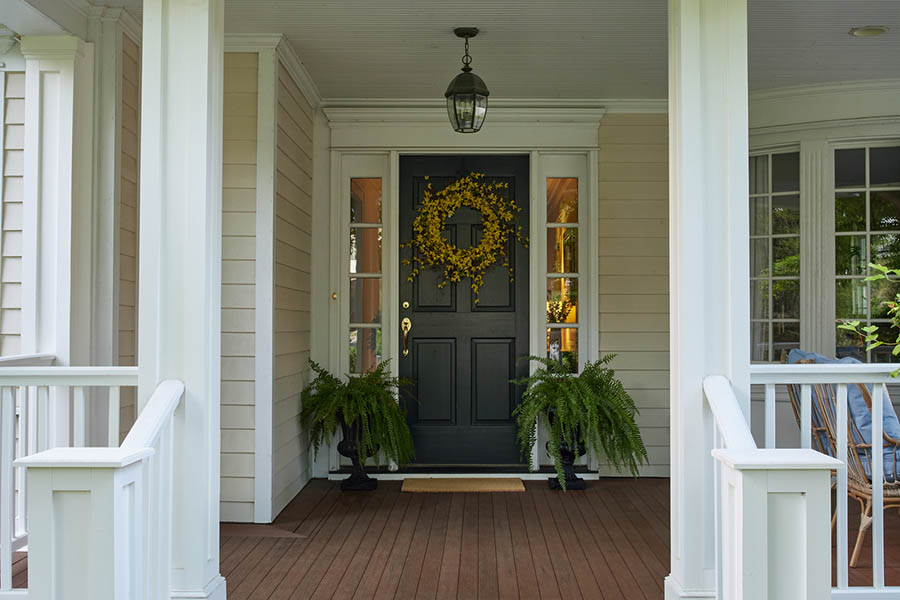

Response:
(337, 415), (378, 491)
(546, 410), (587, 490)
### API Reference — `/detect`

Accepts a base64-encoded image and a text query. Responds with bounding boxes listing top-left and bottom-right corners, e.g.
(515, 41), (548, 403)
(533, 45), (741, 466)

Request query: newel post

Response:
(138, 0), (225, 597)
(713, 449), (839, 599)
(667, 0), (751, 597)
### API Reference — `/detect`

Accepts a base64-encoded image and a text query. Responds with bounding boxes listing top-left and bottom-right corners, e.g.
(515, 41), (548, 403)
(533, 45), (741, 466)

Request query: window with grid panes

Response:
(546, 178), (579, 372)
(749, 151), (801, 362)
(834, 145), (900, 362)
(348, 178), (383, 372)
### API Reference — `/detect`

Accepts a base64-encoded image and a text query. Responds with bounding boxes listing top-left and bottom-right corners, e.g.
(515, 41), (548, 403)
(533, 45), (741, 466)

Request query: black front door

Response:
(399, 155), (529, 465)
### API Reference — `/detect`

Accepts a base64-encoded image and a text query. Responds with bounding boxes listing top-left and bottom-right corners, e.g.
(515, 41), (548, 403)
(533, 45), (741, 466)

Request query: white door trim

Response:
(317, 107), (603, 477)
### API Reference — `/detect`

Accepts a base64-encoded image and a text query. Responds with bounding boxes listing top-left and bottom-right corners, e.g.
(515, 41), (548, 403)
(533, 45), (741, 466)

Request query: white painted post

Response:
(138, 0), (226, 597)
(667, 0), (750, 597)
(20, 35), (95, 447)
(713, 449), (839, 600)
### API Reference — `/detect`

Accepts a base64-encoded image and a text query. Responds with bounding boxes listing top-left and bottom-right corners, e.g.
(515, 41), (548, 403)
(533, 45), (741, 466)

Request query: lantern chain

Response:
(461, 37), (472, 72)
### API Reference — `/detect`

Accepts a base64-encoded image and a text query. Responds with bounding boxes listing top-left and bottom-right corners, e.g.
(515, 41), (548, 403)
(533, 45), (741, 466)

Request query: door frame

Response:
(319, 103), (605, 475)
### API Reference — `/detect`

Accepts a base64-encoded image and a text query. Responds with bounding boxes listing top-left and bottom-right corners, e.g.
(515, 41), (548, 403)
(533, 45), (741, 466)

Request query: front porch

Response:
(11, 476), (900, 596)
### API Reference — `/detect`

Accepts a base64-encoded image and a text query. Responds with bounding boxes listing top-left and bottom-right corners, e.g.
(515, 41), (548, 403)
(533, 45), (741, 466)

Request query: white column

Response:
(799, 139), (834, 356)
(20, 35), (95, 446)
(138, 0), (225, 598)
(667, 0), (750, 597)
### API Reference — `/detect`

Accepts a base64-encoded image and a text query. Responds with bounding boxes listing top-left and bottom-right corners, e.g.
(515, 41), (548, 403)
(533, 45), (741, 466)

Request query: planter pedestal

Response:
(338, 419), (377, 491)
(547, 440), (587, 490)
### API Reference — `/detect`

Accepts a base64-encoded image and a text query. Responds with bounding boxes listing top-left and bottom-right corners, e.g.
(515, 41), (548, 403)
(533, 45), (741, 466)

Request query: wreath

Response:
(402, 172), (528, 303)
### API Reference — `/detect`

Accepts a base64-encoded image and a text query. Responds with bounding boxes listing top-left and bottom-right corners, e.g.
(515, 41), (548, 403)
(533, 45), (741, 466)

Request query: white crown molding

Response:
(275, 38), (322, 109)
(749, 78), (900, 130)
(19, 34), (87, 60)
(749, 78), (900, 103)
(322, 97), (665, 114)
(224, 34), (322, 109)
(224, 33), (282, 52)
(323, 104), (606, 125)
(85, 5), (141, 45)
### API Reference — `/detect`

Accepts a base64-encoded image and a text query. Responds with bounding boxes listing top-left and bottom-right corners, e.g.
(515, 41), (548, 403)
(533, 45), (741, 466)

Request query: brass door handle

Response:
(401, 318), (412, 356)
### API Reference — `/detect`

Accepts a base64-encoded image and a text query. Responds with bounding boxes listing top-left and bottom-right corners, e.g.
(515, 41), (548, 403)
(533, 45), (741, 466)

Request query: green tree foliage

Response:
(512, 355), (648, 490)
(838, 263), (900, 375)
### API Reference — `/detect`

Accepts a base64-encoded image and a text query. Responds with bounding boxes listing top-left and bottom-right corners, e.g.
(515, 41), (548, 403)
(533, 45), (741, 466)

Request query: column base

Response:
(171, 575), (227, 600)
(664, 575), (716, 599)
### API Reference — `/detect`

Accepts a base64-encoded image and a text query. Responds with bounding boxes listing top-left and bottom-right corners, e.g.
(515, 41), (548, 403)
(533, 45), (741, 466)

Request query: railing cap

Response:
(712, 448), (842, 471)
(14, 446), (153, 469)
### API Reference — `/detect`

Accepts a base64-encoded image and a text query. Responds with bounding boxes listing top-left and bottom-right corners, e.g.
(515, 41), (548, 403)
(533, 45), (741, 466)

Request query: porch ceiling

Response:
(122, 0), (900, 99)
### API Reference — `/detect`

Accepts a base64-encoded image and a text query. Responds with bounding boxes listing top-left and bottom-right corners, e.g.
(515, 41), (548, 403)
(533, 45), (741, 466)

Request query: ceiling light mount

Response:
(849, 25), (890, 38)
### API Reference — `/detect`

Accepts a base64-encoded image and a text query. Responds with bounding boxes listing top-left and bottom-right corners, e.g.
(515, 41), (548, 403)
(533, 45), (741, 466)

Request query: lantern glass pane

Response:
(456, 94), (475, 130)
(446, 97), (460, 130)
(473, 95), (488, 129)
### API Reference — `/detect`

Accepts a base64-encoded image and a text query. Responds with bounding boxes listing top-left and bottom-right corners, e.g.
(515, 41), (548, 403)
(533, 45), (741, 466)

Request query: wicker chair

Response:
(781, 352), (900, 566)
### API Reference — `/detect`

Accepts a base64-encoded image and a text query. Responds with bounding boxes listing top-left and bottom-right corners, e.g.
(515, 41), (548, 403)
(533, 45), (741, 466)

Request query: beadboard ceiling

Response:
(125, 0), (900, 99)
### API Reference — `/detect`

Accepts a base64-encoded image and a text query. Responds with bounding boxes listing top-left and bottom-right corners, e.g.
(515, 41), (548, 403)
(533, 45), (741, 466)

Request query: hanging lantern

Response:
(445, 28), (489, 133)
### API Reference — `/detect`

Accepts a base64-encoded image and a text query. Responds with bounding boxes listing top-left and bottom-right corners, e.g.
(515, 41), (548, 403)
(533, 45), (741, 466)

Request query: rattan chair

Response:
(781, 351), (900, 566)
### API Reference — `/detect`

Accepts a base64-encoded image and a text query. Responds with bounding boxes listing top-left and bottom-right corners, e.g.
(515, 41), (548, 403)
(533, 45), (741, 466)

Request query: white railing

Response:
(704, 375), (840, 600)
(0, 362), (139, 597)
(10, 379), (183, 600)
(751, 363), (900, 598)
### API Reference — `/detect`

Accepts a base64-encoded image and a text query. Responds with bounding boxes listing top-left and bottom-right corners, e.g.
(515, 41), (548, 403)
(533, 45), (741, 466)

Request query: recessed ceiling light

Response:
(849, 25), (890, 37)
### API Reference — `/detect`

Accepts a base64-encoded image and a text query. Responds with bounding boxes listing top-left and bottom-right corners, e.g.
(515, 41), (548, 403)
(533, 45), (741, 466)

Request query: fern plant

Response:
(512, 355), (648, 489)
(301, 359), (415, 467)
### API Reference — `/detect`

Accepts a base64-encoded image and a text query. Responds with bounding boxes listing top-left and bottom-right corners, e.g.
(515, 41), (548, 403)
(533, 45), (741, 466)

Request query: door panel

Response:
(399, 155), (529, 465)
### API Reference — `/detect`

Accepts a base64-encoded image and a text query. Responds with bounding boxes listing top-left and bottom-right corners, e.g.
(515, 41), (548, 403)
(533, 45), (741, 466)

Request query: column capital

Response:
(20, 35), (88, 62)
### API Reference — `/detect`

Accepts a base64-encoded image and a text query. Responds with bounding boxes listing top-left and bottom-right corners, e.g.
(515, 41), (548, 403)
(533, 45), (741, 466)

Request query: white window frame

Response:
(748, 147), (801, 363)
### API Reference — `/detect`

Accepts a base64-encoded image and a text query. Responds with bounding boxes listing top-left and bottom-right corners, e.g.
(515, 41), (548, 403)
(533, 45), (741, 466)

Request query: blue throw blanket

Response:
(787, 349), (900, 482)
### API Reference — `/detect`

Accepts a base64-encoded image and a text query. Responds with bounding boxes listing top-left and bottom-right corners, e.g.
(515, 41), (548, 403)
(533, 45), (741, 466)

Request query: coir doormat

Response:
(401, 477), (525, 493)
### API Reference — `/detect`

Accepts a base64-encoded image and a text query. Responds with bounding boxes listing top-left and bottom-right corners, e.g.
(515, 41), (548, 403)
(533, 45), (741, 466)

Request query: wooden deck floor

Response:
(220, 478), (671, 600)
(9, 477), (900, 597)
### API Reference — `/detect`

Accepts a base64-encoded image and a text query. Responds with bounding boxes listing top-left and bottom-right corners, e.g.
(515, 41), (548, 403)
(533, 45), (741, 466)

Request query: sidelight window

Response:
(546, 177), (579, 372)
(348, 178), (383, 372)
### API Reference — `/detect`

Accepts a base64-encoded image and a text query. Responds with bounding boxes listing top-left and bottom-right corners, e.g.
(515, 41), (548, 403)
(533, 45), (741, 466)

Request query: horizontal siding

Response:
(597, 113), (670, 477)
(118, 35), (140, 440)
(1, 72), (25, 356)
(271, 62), (312, 515)
(221, 53), (258, 519)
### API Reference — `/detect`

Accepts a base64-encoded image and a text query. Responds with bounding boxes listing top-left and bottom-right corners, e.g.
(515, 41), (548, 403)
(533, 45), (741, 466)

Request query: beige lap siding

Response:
(118, 34), (140, 439)
(1, 72), (25, 356)
(597, 113), (670, 477)
(271, 62), (313, 516)
(220, 53), (259, 523)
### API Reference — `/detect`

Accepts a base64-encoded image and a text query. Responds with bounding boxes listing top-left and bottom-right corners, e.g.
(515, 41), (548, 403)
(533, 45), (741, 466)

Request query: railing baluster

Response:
(764, 383), (776, 448)
(15, 387), (27, 537)
(872, 382), (884, 588)
(37, 386), (49, 451)
(835, 383), (848, 589)
(73, 385), (86, 447)
(800, 384), (811, 449)
(108, 386), (120, 447)
(1, 387), (14, 591)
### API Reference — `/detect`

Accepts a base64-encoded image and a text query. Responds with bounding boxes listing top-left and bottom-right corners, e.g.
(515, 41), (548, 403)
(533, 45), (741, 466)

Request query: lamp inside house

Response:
(445, 27), (489, 133)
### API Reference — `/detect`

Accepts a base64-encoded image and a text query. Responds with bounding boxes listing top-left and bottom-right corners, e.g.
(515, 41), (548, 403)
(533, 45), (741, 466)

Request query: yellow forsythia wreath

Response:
(402, 172), (528, 303)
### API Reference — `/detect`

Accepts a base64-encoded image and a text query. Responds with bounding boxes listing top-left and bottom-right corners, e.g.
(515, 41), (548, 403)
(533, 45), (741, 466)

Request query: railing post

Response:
(15, 448), (150, 600)
(713, 448), (839, 599)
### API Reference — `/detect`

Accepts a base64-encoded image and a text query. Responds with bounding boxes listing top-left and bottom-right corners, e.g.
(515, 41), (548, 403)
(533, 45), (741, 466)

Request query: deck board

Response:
(10, 477), (900, 597)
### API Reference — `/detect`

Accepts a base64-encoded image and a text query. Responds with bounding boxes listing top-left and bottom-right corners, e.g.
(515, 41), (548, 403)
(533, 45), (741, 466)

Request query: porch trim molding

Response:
(324, 105), (605, 150)
(224, 33), (323, 110)
(323, 97), (666, 113)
